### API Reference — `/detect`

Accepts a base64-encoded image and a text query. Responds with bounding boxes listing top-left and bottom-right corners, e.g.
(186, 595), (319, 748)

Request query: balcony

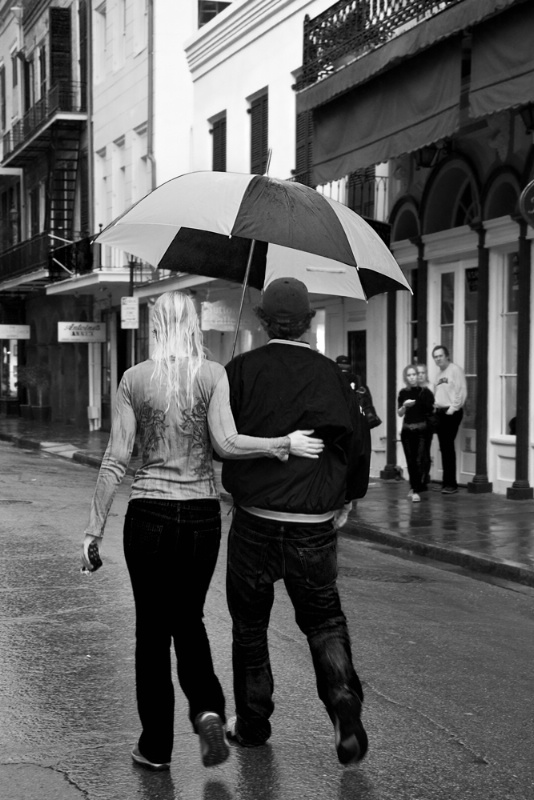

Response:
(0, 233), (51, 288)
(2, 81), (86, 165)
(299, 0), (462, 89)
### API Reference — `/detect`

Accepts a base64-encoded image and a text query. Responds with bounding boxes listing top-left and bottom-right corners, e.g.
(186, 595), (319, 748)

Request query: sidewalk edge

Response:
(346, 519), (534, 588)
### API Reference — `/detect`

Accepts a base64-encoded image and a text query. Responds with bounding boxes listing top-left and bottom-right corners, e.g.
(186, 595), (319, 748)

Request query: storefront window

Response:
(409, 268), (418, 362)
(463, 268), (477, 428)
(440, 272), (454, 358)
(502, 253), (518, 435)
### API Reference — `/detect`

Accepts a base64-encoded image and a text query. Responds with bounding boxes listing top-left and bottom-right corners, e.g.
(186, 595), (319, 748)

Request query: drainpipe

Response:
(86, 0), (94, 235)
(147, 0), (156, 190)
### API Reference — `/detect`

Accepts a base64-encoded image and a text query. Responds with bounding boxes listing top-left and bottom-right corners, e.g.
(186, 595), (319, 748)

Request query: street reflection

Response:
(204, 779), (234, 800)
(134, 766), (178, 799)
(339, 767), (379, 800)
(234, 744), (280, 800)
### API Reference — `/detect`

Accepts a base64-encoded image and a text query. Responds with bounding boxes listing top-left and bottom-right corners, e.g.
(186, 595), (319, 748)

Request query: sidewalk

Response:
(1, 414), (534, 587)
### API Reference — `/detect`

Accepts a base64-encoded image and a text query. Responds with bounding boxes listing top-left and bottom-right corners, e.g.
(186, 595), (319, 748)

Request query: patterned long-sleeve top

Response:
(84, 358), (290, 538)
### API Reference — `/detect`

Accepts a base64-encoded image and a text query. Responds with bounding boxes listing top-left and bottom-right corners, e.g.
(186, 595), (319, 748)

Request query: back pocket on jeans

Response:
(296, 539), (338, 589)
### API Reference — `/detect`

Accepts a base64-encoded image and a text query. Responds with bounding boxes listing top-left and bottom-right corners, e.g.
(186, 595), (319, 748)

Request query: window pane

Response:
(506, 253), (519, 312)
(503, 313), (518, 374)
(465, 320), (477, 374)
(441, 272), (454, 325)
(464, 375), (476, 428)
(465, 268), (478, 321)
(441, 326), (453, 360)
(504, 376), (517, 435)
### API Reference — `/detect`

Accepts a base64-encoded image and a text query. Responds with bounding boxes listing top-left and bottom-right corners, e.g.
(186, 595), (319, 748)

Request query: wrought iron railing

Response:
(0, 232), (50, 281)
(2, 81), (86, 158)
(299, 0), (463, 89)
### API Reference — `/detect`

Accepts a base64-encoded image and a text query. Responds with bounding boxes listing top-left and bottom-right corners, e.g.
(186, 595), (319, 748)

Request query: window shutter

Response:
(295, 110), (314, 186)
(50, 7), (72, 104)
(0, 67), (5, 130)
(212, 115), (227, 172)
(250, 93), (268, 175)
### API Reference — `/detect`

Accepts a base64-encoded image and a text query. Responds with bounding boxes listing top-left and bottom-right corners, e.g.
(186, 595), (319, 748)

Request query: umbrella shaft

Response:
(231, 239), (257, 359)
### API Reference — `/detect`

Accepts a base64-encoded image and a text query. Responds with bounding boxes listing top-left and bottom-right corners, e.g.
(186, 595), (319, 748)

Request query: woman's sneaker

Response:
(131, 743), (170, 771)
(411, 493), (421, 502)
(195, 712), (230, 767)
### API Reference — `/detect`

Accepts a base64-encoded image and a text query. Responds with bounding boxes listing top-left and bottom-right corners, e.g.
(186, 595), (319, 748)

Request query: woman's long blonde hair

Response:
(151, 291), (205, 411)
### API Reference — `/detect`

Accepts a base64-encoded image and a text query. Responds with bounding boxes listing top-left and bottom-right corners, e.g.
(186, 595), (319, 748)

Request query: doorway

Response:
(428, 260), (477, 485)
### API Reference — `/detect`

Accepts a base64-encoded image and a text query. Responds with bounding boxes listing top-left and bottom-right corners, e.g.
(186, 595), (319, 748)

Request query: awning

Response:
(297, 0), (523, 114)
(469, 1), (534, 119)
(312, 38), (461, 185)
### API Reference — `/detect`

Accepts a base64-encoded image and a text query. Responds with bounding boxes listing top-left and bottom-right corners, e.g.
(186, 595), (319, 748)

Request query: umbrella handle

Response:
(231, 239), (256, 359)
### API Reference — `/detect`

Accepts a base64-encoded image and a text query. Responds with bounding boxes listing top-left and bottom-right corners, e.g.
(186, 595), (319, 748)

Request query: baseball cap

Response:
(260, 278), (311, 322)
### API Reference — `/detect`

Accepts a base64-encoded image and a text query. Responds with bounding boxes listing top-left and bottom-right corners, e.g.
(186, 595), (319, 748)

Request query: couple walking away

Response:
(81, 279), (370, 773)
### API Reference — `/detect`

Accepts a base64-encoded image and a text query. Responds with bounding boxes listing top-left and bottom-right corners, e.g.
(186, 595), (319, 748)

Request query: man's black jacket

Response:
(222, 340), (370, 514)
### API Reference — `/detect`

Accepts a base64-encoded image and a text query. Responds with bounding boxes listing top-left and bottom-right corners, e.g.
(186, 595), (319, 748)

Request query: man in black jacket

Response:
(222, 278), (369, 765)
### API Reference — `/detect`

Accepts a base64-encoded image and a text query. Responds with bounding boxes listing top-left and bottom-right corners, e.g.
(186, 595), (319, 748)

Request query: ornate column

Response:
(468, 225), (492, 493)
(380, 290), (399, 479)
(507, 219), (533, 499)
(412, 236), (428, 364)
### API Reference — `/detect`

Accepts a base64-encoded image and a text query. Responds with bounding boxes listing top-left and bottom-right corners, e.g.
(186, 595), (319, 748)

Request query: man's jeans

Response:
(436, 408), (463, 488)
(226, 508), (363, 745)
(124, 498), (225, 763)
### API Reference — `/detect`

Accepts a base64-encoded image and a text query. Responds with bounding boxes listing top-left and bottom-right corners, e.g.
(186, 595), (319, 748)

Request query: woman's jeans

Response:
(401, 424), (430, 493)
(124, 498), (225, 763)
(226, 508), (363, 745)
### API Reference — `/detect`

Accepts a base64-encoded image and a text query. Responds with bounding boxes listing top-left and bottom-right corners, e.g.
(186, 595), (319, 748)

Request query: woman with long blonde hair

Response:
(81, 291), (322, 773)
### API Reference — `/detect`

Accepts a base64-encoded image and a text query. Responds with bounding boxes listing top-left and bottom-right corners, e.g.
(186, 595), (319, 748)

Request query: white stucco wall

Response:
(185, 0), (334, 180)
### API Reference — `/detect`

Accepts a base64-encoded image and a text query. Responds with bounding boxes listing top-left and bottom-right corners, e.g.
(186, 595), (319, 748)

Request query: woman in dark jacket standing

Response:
(398, 364), (435, 502)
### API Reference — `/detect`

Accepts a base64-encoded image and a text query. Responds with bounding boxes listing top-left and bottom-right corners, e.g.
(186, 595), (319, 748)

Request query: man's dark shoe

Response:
(195, 712), (230, 767)
(334, 714), (368, 765)
(131, 743), (170, 771)
(226, 715), (268, 748)
(441, 486), (458, 494)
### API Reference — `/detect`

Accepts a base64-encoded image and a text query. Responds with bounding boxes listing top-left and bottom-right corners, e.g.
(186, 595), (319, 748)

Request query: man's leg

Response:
(283, 521), (367, 763)
(437, 410), (463, 489)
(226, 509), (279, 745)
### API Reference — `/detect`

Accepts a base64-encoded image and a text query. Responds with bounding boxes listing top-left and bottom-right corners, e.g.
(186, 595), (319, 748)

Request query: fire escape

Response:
(0, 4), (88, 295)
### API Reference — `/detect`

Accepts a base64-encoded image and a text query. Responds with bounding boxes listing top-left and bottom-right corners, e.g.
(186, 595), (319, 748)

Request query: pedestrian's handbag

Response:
(356, 383), (382, 430)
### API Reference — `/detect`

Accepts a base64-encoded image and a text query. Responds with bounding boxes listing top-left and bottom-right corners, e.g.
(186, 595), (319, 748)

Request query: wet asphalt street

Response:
(0, 440), (533, 800)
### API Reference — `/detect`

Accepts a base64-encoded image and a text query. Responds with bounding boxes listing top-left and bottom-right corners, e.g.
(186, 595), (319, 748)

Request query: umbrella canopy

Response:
(96, 171), (411, 300)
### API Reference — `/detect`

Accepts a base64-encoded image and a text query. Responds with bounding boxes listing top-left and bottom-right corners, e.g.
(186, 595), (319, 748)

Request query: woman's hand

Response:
(81, 534), (102, 573)
(288, 430), (324, 459)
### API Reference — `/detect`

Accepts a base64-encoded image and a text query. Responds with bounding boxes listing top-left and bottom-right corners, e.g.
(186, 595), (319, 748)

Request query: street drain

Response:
(338, 566), (427, 583)
(0, 499), (32, 504)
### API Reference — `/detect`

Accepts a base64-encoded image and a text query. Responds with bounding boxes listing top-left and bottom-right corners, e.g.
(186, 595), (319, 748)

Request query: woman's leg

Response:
(401, 428), (420, 492)
(124, 500), (177, 764)
(170, 500), (226, 728)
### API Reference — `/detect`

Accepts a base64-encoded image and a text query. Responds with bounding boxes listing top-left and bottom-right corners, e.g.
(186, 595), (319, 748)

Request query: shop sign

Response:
(201, 298), (256, 332)
(58, 322), (106, 342)
(0, 324), (30, 339)
(121, 297), (139, 329)
(519, 179), (534, 228)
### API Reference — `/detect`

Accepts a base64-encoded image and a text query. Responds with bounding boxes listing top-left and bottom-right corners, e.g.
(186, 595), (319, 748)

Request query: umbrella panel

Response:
(158, 228), (268, 289)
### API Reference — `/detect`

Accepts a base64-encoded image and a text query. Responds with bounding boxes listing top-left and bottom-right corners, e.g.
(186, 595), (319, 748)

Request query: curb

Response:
(344, 519), (534, 588)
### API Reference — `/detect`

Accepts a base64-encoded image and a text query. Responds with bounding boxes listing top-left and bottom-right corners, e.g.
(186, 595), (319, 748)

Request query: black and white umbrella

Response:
(97, 171), (411, 301)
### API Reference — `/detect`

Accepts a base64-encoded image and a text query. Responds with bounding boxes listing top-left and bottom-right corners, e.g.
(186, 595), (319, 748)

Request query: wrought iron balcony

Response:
(2, 81), (86, 161)
(0, 233), (51, 283)
(299, 0), (462, 89)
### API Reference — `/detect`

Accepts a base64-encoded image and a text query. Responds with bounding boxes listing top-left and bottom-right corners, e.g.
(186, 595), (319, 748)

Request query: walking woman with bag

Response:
(80, 291), (323, 773)
(398, 364), (435, 502)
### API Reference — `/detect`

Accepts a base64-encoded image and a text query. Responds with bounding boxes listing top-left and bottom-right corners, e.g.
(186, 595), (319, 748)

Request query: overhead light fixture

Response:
(519, 103), (534, 135)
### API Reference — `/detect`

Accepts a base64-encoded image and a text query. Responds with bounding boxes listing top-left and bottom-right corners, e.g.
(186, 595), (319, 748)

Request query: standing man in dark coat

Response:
(222, 278), (369, 765)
